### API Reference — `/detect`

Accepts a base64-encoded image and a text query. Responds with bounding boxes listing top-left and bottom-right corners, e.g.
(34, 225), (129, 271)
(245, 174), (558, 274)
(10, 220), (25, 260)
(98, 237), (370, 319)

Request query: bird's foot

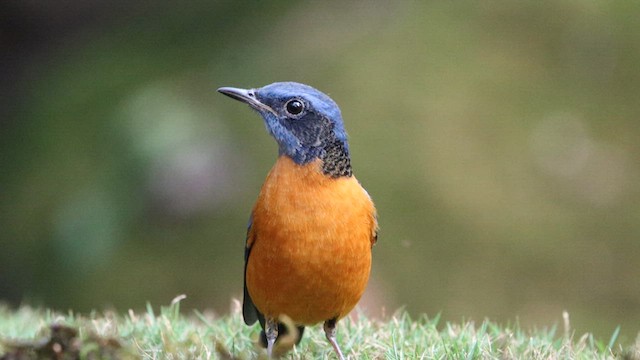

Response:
(324, 318), (346, 360)
(265, 317), (278, 358)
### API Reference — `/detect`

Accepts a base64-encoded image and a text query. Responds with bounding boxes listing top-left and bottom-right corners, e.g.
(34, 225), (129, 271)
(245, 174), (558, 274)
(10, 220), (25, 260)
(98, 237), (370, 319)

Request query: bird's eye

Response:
(285, 99), (304, 116)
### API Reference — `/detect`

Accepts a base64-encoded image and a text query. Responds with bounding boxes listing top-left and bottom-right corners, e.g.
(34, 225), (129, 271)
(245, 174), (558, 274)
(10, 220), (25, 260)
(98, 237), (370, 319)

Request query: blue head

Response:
(218, 82), (352, 177)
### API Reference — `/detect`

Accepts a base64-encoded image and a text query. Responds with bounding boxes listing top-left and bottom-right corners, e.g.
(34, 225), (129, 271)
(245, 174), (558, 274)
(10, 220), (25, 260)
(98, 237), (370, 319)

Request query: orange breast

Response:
(246, 156), (377, 325)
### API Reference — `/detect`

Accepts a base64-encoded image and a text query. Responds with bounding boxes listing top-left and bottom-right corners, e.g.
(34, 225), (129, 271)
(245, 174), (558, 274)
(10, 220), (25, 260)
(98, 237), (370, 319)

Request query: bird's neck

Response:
(319, 139), (352, 178)
(280, 139), (352, 178)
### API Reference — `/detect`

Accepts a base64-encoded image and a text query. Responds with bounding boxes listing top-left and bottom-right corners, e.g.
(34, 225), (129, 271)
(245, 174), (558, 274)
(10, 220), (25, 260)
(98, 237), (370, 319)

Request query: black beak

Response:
(217, 87), (275, 114)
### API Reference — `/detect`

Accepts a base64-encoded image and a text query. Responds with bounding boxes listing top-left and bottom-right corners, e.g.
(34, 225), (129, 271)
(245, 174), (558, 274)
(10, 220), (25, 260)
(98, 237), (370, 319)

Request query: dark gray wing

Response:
(243, 214), (259, 325)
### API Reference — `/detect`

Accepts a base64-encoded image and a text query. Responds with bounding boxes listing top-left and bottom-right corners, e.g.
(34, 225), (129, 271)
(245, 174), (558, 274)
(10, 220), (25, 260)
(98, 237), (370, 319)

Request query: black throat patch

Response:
(321, 140), (352, 178)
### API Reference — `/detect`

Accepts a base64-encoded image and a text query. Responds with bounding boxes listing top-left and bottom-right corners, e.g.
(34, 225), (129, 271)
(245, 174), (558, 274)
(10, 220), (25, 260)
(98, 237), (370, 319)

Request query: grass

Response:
(0, 296), (638, 359)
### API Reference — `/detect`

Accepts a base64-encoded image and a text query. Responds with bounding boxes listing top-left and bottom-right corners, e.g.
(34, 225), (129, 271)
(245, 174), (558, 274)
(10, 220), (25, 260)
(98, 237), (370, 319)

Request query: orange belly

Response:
(246, 156), (376, 325)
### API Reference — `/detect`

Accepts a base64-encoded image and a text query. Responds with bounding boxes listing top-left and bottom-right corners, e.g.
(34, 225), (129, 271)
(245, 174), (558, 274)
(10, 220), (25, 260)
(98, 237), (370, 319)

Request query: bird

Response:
(218, 82), (378, 359)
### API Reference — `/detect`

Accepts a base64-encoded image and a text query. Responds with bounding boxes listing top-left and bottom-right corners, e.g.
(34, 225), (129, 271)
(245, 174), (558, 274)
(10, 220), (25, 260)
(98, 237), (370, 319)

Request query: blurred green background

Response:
(2, 0), (639, 344)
